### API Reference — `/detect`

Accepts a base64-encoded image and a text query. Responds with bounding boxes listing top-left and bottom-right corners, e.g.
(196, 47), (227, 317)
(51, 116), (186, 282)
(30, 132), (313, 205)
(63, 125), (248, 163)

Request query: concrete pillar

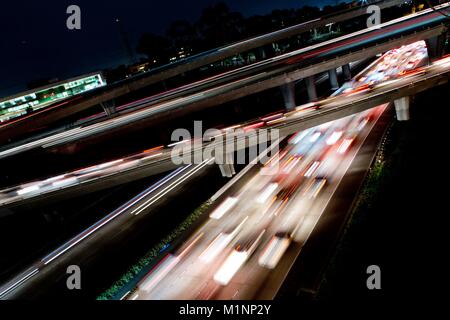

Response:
(101, 99), (116, 116)
(425, 34), (446, 62)
(280, 82), (296, 110)
(305, 76), (318, 102)
(394, 96), (410, 121)
(342, 63), (352, 81)
(328, 68), (339, 90)
(258, 47), (266, 60)
(218, 153), (235, 178)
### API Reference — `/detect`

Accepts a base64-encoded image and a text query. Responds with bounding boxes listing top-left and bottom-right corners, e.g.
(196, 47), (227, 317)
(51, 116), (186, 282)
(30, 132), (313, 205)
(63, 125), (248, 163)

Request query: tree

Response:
(136, 33), (172, 65)
(166, 20), (198, 51)
(242, 15), (273, 38)
(296, 6), (321, 22)
(270, 9), (297, 29)
(195, 2), (244, 50)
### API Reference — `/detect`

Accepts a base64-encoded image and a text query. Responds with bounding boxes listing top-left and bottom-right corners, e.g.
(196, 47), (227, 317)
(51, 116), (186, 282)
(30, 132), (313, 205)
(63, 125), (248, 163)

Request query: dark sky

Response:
(0, 0), (340, 97)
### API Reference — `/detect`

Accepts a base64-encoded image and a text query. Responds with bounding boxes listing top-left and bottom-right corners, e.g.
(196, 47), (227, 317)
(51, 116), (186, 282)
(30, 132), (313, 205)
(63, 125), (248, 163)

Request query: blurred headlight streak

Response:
(51, 176), (78, 188)
(213, 251), (248, 285)
(326, 131), (343, 145)
(210, 197), (238, 219)
(16, 185), (40, 196)
(309, 132), (321, 143)
(138, 255), (179, 293)
(256, 183), (279, 204)
(337, 138), (354, 154)
(258, 233), (291, 269)
(304, 161), (320, 177)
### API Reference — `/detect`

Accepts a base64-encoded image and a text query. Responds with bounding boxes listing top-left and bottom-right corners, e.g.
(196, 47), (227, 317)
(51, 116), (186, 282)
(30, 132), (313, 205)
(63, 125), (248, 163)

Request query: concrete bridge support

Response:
(328, 68), (339, 90)
(101, 99), (116, 116)
(313, 28), (319, 40)
(305, 76), (318, 102)
(342, 63), (352, 81)
(257, 47), (267, 60)
(280, 82), (296, 110)
(394, 96), (410, 121)
(425, 34), (446, 62)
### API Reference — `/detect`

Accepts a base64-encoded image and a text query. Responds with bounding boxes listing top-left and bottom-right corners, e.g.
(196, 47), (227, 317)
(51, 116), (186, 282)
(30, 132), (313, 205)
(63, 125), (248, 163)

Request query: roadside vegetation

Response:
(316, 121), (395, 301)
(97, 201), (212, 300)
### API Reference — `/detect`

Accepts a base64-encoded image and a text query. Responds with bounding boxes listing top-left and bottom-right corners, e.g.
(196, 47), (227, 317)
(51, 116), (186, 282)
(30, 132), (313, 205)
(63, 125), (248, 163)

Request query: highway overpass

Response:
(0, 160), (215, 300)
(0, 0), (412, 143)
(0, 38), (438, 299)
(1, 52), (449, 216)
(1, 3), (448, 157)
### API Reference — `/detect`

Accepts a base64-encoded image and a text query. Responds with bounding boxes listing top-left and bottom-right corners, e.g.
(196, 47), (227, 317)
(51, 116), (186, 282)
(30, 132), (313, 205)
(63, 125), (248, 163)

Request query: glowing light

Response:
(168, 140), (189, 148)
(244, 121), (264, 131)
(282, 157), (300, 173)
(51, 177), (78, 188)
(258, 236), (291, 269)
(213, 251), (248, 285)
(326, 131), (343, 145)
(97, 159), (124, 169)
(143, 145), (164, 153)
(17, 185), (40, 195)
(337, 138), (354, 154)
(309, 132), (321, 143)
(289, 129), (310, 145)
(199, 233), (231, 263)
(257, 183), (278, 204)
(304, 161), (320, 177)
(210, 197), (238, 219)
(138, 255), (179, 293)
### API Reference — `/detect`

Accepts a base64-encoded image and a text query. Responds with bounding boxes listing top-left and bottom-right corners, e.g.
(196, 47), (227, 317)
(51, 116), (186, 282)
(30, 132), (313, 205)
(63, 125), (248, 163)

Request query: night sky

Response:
(0, 0), (341, 97)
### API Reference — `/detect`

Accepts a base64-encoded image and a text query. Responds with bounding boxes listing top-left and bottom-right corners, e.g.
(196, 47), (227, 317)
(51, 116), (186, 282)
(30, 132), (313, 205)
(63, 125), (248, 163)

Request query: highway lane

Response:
(0, 146), (168, 207)
(1, 3), (448, 155)
(274, 105), (393, 299)
(128, 105), (387, 300)
(0, 158), (215, 299)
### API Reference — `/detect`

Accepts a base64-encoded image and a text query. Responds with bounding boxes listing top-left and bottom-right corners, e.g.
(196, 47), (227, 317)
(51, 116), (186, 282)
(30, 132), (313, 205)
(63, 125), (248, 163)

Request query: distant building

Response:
(169, 47), (193, 63)
(0, 72), (106, 123)
(127, 62), (150, 75)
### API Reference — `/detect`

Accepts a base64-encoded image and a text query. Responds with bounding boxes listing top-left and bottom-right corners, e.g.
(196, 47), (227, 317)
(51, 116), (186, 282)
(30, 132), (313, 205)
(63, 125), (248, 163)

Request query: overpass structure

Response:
(0, 160), (215, 300)
(0, 0), (410, 143)
(0, 31), (445, 299)
(1, 53), (450, 216)
(1, 3), (449, 155)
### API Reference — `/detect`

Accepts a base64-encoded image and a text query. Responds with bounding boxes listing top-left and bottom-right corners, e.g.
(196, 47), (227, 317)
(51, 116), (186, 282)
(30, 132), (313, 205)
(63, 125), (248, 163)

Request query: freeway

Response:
(73, 60), (365, 128)
(0, 41), (438, 214)
(0, 158), (215, 299)
(0, 0), (406, 139)
(1, 2), (448, 151)
(0, 145), (170, 212)
(128, 105), (388, 300)
(0, 38), (431, 299)
(126, 41), (427, 301)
